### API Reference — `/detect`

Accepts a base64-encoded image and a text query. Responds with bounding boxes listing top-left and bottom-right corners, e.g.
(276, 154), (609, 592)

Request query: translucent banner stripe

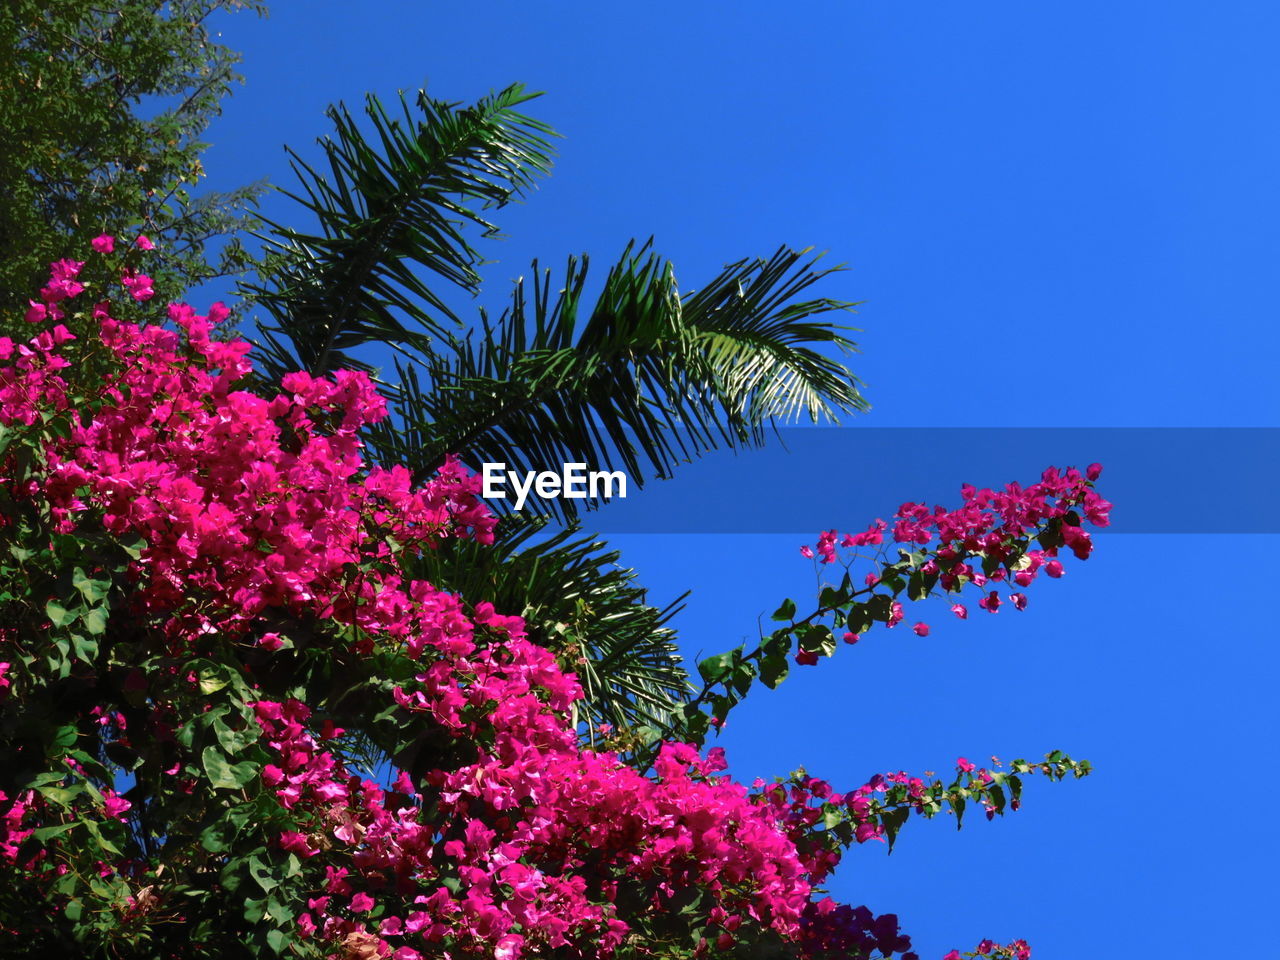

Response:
(503, 428), (1280, 534)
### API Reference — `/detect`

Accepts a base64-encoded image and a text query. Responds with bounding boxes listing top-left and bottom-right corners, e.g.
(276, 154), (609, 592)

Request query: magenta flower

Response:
(102, 793), (131, 820)
(91, 234), (115, 254)
(121, 271), (155, 302)
(912, 622), (930, 637)
(135, 234), (155, 250)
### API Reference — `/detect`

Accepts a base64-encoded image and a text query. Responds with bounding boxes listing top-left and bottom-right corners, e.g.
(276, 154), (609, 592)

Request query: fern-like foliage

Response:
(243, 83), (555, 383)
(367, 241), (868, 522)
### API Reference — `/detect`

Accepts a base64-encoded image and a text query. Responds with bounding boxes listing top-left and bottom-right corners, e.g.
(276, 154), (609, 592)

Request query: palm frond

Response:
(365, 241), (868, 522)
(242, 83), (557, 383)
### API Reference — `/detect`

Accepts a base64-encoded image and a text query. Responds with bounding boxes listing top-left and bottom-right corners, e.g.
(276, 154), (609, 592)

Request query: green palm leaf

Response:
(242, 83), (556, 383)
(366, 240), (869, 522)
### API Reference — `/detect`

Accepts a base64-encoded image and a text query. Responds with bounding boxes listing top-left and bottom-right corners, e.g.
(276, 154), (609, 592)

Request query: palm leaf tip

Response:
(243, 83), (558, 383)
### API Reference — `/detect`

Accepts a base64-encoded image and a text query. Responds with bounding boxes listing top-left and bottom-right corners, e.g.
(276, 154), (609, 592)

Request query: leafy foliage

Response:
(0, 244), (1100, 960)
(245, 84), (557, 383)
(0, 0), (268, 323)
(368, 240), (869, 520)
(243, 82), (869, 740)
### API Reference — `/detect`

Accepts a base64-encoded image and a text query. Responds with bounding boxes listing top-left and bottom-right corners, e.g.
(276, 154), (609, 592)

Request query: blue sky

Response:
(199, 3), (1278, 956)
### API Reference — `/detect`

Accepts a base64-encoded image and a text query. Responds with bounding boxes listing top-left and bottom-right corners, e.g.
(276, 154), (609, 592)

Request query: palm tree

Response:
(239, 83), (868, 746)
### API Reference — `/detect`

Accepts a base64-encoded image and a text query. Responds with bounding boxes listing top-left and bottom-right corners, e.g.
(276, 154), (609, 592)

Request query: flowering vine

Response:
(0, 243), (1100, 959)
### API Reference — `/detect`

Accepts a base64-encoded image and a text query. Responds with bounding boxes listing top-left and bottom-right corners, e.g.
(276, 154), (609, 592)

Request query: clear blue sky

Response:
(199, 3), (1278, 956)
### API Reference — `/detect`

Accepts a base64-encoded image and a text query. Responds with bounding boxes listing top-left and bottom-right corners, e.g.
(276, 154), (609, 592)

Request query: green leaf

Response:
(81, 607), (107, 636)
(266, 928), (288, 955)
(197, 664), (229, 696)
(202, 746), (258, 790)
(867, 594), (895, 623)
(845, 603), (873, 634)
(798, 624), (836, 657)
(818, 585), (845, 609)
(23, 771), (69, 789)
(988, 783), (1007, 814)
(760, 651), (790, 690)
(729, 661), (756, 697)
(249, 854), (279, 893)
(697, 651), (737, 685)
(771, 598), (797, 622)
(32, 822), (78, 842)
(50, 723), (79, 749)
(82, 818), (121, 857)
(243, 897), (266, 924)
(72, 567), (110, 605)
(200, 820), (231, 855)
(883, 806), (910, 852)
(213, 714), (256, 755)
(265, 896), (294, 924)
(907, 569), (932, 602)
(45, 600), (74, 627)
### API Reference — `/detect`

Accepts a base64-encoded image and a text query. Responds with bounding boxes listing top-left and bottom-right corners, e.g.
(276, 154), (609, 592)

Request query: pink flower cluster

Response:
(21, 287), (495, 648)
(806, 466), (1109, 568)
(796, 465), (1111, 650)
(250, 645), (832, 956)
(0, 252), (887, 958)
(944, 939), (1031, 960)
(0, 247), (1084, 959)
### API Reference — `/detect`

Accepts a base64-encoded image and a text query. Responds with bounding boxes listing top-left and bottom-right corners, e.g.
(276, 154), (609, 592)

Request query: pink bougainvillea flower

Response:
(135, 234), (155, 250)
(121, 271), (155, 302)
(91, 234), (115, 254)
(101, 793), (131, 820)
(258, 632), (286, 651)
(912, 622), (930, 637)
